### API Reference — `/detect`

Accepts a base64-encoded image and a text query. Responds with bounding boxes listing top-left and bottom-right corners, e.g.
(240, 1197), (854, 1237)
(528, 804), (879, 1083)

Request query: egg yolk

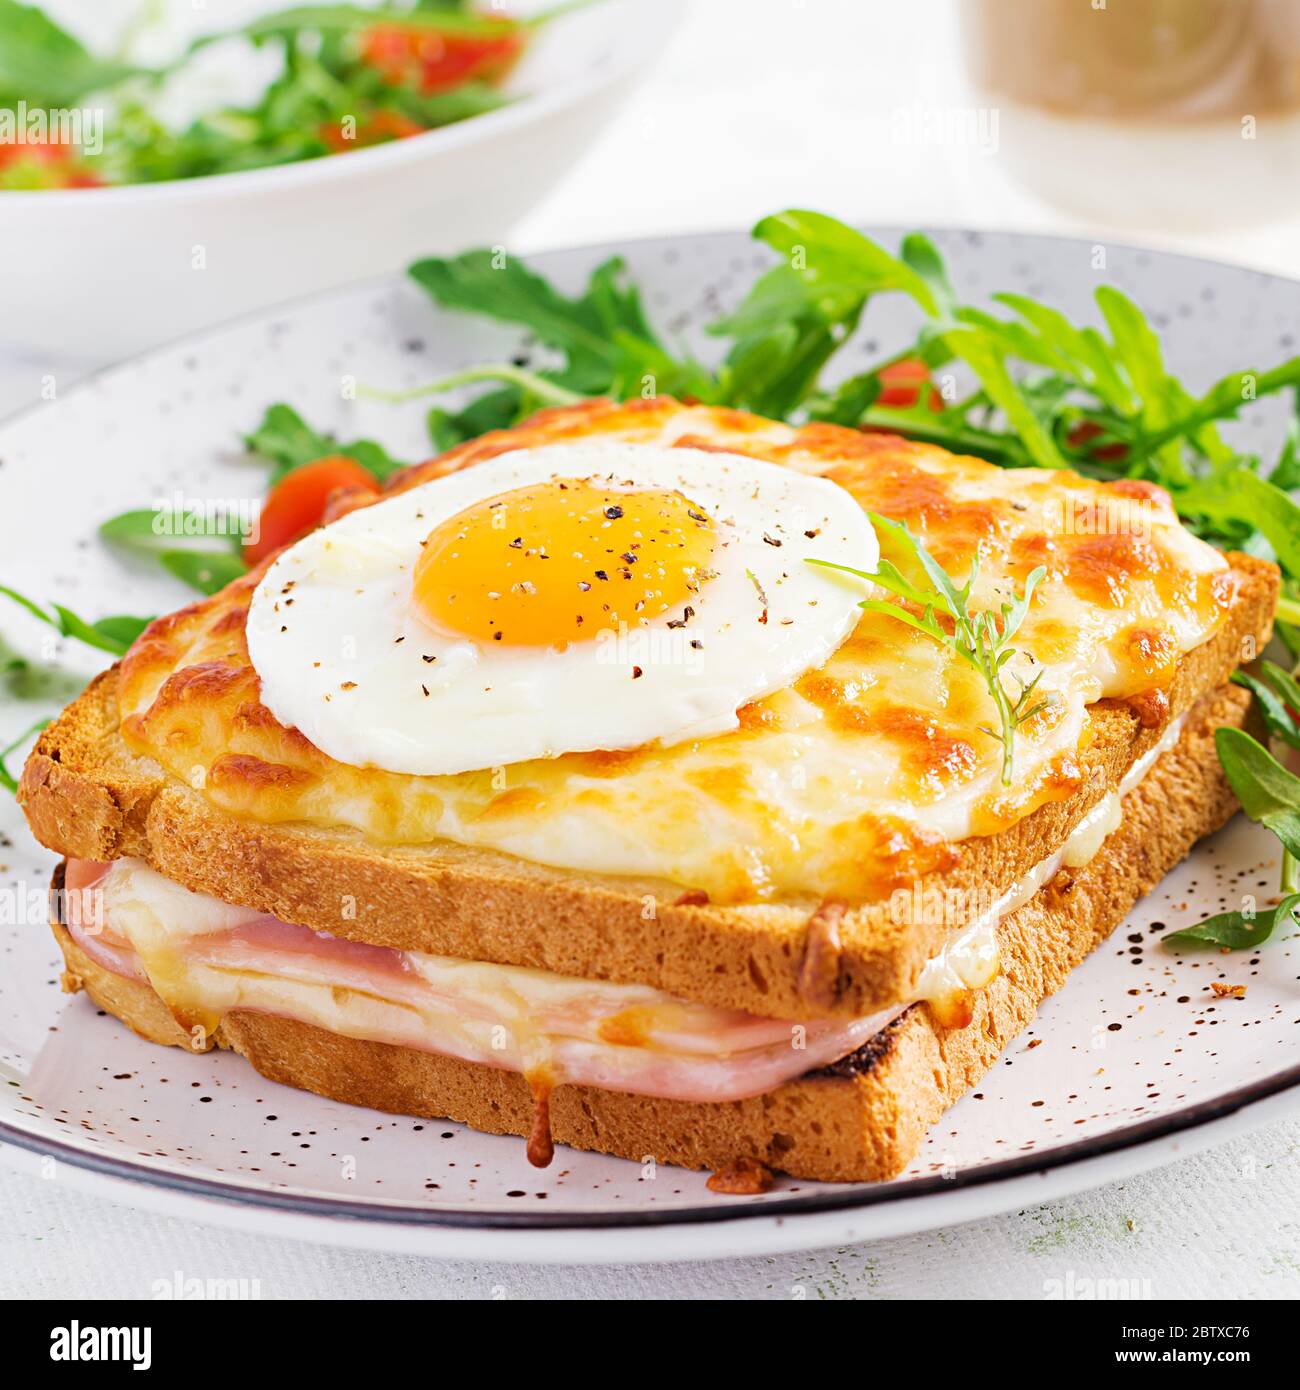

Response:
(413, 477), (718, 646)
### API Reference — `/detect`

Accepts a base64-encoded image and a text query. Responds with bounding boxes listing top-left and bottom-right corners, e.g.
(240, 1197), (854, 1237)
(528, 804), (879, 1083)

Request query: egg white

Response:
(245, 443), (876, 775)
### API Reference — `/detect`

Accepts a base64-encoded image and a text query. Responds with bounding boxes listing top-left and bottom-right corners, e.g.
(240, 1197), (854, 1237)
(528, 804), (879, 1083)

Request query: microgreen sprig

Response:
(0, 717), (49, 794)
(809, 513), (1052, 786)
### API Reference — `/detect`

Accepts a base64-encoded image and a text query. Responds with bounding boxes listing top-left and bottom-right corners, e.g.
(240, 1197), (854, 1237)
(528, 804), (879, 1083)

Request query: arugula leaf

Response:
(245, 403), (337, 474)
(99, 506), (246, 558)
(408, 252), (692, 398)
(900, 233), (958, 320)
(0, 716), (48, 794)
(100, 400), (413, 595)
(1268, 394), (1300, 489)
(1177, 468), (1300, 575)
(406, 252), (712, 429)
(409, 252), (613, 390)
(0, 0), (145, 105)
(1094, 287), (1174, 414)
(707, 266), (828, 340)
(78, 613), (155, 650)
(750, 210), (941, 317)
(158, 550), (248, 597)
(941, 327), (1068, 470)
(99, 508), (175, 551)
(1215, 726), (1300, 860)
(1232, 666), (1300, 750)
(1128, 360), (1300, 466)
(245, 403), (409, 483)
(720, 315), (851, 420)
(428, 386), (524, 452)
(991, 292), (1134, 414)
(1218, 666), (1300, 946)
(0, 585), (152, 656)
(707, 213), (944, 418)
(1163, 892), (1300, 951)
(1256, 659), (1300, 717)
(226, 4), (523, 42)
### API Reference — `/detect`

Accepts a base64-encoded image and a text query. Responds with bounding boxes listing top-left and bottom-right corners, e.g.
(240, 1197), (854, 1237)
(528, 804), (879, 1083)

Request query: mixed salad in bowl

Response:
(0, 0), (585, 189)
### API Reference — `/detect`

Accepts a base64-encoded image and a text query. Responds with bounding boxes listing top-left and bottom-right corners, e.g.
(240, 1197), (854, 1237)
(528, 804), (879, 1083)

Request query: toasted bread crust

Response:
(19, 552), (1274, 1021)
(51, 682), (1249, 1182)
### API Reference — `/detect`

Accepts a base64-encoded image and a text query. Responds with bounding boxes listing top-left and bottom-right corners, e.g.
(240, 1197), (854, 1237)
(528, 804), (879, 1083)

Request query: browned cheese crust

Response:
(50, 683), (1251, 1182)
(19, 549), (1274, 1022)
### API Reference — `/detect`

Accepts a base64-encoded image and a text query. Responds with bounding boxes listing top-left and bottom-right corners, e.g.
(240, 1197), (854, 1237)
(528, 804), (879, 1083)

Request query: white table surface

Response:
(3, 0), (1300, 1298)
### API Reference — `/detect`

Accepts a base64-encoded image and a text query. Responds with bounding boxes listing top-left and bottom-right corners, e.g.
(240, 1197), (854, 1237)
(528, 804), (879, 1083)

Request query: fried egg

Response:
(245, 442), (875, 775)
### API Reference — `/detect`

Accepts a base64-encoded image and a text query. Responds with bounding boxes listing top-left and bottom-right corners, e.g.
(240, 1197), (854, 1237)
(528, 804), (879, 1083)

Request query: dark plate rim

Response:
(1, 1063), (1297, 1229)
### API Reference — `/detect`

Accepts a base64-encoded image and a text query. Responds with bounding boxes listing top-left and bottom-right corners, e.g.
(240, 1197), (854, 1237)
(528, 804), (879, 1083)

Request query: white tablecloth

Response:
(2, 1116), (1298, 1299)
(4, 0), (1300, 1298)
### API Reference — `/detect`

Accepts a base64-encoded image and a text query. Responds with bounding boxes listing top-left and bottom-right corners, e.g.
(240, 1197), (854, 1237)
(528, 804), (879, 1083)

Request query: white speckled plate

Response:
(2, 230), (1299, 1263)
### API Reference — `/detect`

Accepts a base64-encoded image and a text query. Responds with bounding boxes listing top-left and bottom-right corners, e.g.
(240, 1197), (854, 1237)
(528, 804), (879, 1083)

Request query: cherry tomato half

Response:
(0, 138), (103, 189)
(876, 357), (942, 411)
(1066, 420), (1129, 462)
(244, 456), (381, 566)
(361, 23), (524, 94)
(318, 109), (426, 154)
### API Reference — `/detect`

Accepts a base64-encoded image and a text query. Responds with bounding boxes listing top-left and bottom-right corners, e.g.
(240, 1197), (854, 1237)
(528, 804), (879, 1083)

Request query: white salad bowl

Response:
(0, 0), (680, 362)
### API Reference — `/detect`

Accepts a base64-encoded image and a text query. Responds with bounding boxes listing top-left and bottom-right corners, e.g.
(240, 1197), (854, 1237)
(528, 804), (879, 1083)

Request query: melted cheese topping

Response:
(913, 711), (1189, 1008)
(117, 400), (1232, 903)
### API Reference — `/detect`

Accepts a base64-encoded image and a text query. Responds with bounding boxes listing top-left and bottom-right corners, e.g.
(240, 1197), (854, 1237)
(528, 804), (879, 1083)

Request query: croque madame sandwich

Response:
(19, 398), (1277, 1184)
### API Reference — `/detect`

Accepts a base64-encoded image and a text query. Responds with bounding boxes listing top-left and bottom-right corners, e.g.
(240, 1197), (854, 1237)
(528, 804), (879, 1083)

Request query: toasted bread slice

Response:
(20, 553), (1275, 1023)
(50, 683), (1249, 1182)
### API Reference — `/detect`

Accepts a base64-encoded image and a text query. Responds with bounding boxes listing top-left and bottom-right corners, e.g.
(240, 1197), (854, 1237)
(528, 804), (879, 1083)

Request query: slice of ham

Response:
(61, 858), (896, 1104)
(62, 859), (147, 982)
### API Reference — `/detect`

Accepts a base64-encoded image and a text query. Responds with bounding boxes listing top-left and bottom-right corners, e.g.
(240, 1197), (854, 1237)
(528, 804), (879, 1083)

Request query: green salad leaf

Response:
(0, 0), (570, 187)
(0, 0), (144, 105)
(1214, 726), (1300, 861)
(158, 550), (248, 597)
(0, 716), (49, 793)
(244, 403), (409, 484)
(0, 585), (152, 656)
(1163, 892), (1300, 951)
